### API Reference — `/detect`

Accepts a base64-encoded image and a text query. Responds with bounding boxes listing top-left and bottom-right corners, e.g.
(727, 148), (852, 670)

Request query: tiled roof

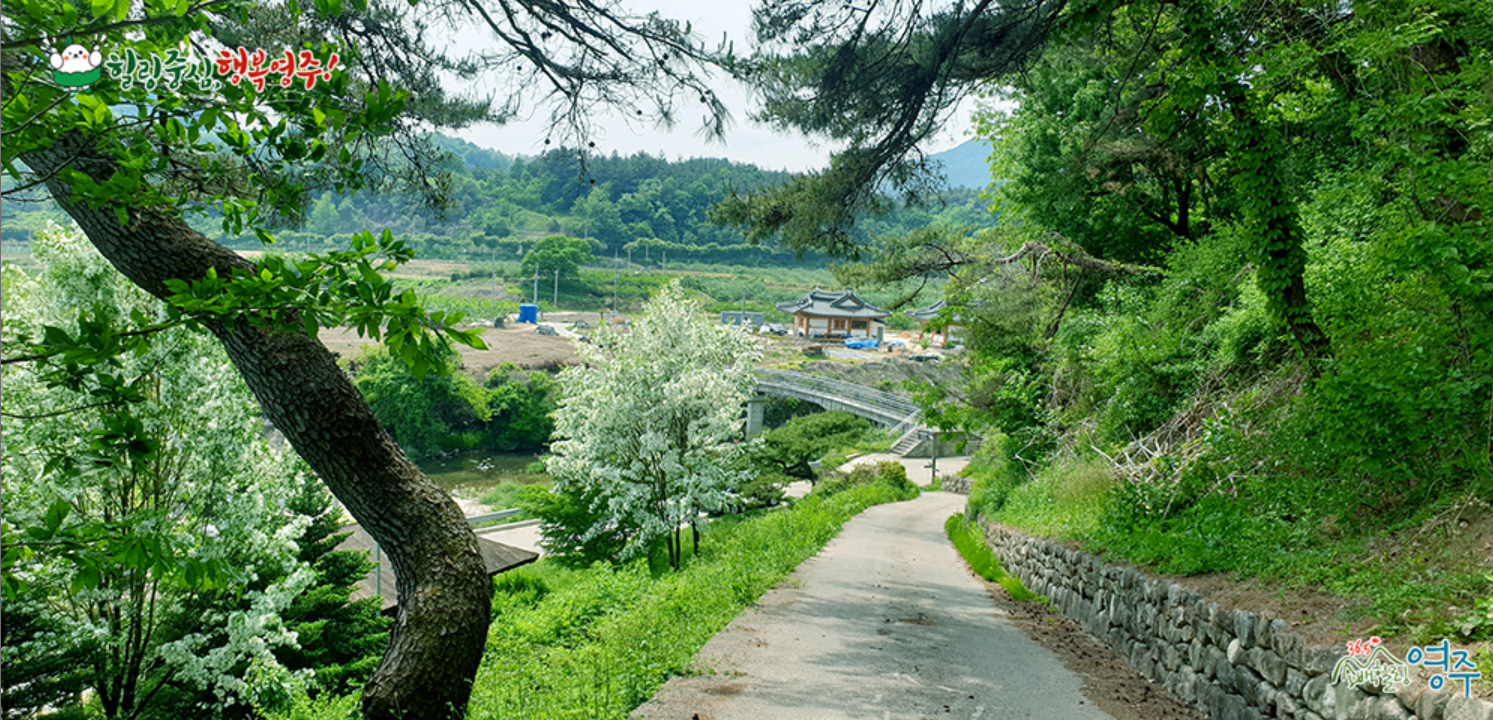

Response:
(906, 300), (968, 324)
(775, 288), (890, 319)
(904, 300), (946, 321)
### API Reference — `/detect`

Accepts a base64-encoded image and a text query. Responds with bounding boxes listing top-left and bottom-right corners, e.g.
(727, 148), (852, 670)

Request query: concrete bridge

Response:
(749, 369), (926, 452)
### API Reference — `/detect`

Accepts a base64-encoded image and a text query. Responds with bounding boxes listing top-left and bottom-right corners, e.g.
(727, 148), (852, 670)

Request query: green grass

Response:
(992, 454), (1112, 540)
(473, 479), (551, 526)
(466, 478), (918, 720)
(964, 441), (1493, 666)
(944, 515), (1042, 603)
(478, 478), (548, 510)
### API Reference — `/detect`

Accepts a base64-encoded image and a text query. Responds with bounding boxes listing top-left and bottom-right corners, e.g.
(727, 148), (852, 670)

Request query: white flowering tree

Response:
(1, 225), (317, 719)
(546, 281), (761, 569)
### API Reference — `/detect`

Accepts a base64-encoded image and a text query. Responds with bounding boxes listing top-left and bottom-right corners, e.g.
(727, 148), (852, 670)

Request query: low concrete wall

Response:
(982, 523), (1493, 720)
(900, 433), (971, 459)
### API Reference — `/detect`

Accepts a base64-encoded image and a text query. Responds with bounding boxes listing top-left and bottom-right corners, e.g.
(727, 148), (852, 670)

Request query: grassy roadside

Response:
(963, 441), (1493, 689)
(467, 473), (918, 720)
(275, 470), (918, 720)
(944, 515), (1040, 602)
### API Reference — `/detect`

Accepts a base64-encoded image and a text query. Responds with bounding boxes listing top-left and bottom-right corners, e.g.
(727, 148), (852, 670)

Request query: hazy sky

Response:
(446, 0), (980, 172)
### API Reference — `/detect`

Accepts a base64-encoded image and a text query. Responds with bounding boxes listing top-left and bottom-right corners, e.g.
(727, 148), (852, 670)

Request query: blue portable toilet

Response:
(517, 303), (539, 324)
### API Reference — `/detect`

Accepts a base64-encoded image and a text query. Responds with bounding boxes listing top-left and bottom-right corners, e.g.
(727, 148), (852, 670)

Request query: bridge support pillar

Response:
(746, 396), (766, 438)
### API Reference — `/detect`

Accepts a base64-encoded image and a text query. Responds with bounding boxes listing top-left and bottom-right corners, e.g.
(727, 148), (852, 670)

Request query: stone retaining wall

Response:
(982, 523), (1493, 720)
(940, 475), (972, 494)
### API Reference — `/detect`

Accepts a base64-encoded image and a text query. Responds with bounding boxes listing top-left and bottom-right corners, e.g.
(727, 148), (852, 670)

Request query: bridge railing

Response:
(887, 410), (923, 439)
(755, 369), (920, 423)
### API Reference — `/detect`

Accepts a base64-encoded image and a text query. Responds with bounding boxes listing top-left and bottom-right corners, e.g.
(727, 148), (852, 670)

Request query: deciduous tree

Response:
(544, 281), (761, 568)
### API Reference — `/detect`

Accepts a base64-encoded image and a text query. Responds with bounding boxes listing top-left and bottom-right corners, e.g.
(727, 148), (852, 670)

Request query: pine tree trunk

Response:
(22, 133), (492, 720)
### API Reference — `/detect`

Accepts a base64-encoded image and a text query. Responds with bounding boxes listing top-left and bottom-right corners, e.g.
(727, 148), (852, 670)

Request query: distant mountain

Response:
(928, 139), (993, 190)
(430, 134), (514, 171)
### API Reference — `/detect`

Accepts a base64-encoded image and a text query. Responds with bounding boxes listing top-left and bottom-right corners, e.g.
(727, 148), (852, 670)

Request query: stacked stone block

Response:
(981, 523), (1493, 720)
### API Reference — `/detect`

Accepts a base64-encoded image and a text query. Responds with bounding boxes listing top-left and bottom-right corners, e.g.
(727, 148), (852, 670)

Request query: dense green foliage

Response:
(351, 350), (556, 460)
(1, 230), (387, 719)
(519, 235), (595, 282)
(2, 140), (995, 271)
(935, 0), (1492, 640)
(747, 411), (874, 482)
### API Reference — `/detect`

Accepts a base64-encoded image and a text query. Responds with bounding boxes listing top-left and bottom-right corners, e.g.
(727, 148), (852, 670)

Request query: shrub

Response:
(965, 433), (1035, 516)
(813, 461), (918, 500)
(748, 410), (874, 481)
(518, 484), (631, 567)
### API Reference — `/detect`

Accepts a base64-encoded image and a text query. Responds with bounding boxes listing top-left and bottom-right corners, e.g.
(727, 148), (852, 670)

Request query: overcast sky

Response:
(445, 0), (980, 172)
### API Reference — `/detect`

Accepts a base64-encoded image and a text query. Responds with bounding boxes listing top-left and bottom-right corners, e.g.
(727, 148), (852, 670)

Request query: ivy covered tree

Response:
(541, 281), (762, 569)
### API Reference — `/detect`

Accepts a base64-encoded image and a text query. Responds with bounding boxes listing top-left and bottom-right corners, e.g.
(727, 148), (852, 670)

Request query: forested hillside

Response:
(901, 0), (1493, 648)
(2, 137), (998, 268)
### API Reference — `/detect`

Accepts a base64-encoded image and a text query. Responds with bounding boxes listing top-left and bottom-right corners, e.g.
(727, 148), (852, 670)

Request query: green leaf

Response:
(71, 565), (101, 594)
(43, 500), (70, 535)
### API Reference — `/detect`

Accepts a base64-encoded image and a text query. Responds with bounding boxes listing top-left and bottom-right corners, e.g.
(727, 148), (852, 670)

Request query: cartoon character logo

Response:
(46, 38), (103, 91)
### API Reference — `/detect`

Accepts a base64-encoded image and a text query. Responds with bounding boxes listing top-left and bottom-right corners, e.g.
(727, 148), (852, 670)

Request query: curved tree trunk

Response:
(22, 132), (492, 720)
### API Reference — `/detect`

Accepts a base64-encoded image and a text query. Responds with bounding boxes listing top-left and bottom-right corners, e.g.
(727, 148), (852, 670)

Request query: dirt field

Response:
(319, 324), (584, 377)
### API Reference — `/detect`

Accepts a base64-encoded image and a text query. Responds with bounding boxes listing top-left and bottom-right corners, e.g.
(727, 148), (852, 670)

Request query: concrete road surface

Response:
(632, 491), (1115, 720)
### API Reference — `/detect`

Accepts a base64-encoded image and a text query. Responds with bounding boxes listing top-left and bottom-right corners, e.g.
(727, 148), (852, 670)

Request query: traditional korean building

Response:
(905, 300), (966, 348)
(775, 288), (890, 339)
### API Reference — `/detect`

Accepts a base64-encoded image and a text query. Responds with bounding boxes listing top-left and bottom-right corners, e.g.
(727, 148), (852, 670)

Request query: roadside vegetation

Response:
(944, 516), (1039, 603)
(278, 464), (919, 720)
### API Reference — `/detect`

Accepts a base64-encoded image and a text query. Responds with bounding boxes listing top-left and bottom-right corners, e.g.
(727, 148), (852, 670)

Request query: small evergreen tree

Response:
(274, 479), (390, 697)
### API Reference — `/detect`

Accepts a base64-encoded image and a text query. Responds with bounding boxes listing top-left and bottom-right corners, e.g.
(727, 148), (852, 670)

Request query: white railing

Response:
(887, 410), (922, 439)
(755, 369), (920, 424)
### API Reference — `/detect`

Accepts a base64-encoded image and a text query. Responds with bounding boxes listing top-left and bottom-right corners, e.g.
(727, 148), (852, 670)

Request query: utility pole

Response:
(613, 248), (619, 311)
(741, 288), (747, 327)
(553, 268), (559, 308)
(532, 266), (538, 305)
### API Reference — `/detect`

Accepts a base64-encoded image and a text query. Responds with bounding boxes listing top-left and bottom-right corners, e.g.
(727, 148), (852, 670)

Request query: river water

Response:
(416, 451), (545, 497)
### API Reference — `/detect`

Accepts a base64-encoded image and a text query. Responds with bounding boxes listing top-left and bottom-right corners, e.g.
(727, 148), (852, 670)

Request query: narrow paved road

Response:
(632, 491), (1116, 720)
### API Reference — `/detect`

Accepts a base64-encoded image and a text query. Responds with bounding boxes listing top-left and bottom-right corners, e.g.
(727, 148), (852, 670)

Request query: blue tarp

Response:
(517, 303), (539, 323)
(845, 339), (879, 350)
